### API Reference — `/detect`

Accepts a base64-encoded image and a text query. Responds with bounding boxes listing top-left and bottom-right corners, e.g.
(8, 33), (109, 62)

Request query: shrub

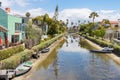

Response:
(0, 44), (25, 61)
(86, 36), (120, 54)
(0, 49), (33, 69)
(32, 34), (63, 51)
(0, 34), (64, 69)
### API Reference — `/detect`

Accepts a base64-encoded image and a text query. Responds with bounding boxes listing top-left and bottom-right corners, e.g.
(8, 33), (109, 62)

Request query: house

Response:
(110, 21), (119, 28)
(101, 19), (120, 41)
(0, 7), (23, 45)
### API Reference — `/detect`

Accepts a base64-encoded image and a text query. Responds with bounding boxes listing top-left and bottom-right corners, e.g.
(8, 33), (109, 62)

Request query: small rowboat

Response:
(41, 48), (50, 53)
(15, 61), (32, 76)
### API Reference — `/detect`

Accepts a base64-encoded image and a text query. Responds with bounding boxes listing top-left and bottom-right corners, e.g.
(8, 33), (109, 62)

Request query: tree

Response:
(100, 27), (106, 39)
(47, 22), (59, 37)
(93, 26), (106, 39)
(42, 14), (49, 33)
(71, 22), (74, 27)
(53, 5), (59, 21)
(66, 19), (69, 26)
(89, 12), (99, 24)
(25, 21), (42, 49)
(26, 12), (31, 18)
(101, 19), (110, 28)
(78, 20), (81, 25)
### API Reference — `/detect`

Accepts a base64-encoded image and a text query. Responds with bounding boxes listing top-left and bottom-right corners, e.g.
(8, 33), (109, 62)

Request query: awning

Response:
(0, 25), (8, 32)
(14, 32), (20, 35)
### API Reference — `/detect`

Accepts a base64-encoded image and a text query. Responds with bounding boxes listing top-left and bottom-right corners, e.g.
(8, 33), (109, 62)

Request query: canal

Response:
(29, 36), (120, 80)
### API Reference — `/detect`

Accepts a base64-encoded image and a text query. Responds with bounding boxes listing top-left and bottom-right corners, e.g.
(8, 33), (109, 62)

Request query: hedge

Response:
(0, 49), (33, 69)
(0, 44), (25, 61)
(32, 34), (64, 51)
(85, 36), (120, 54)
(0, 34), (64, 69)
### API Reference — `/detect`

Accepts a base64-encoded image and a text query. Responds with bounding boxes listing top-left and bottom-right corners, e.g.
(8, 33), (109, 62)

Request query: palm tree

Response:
(53, 5), (59, 21)
(42, 14), (49, 33)
(71, 22), (74, 27)
(78, 20), (81, 25)
(26, 12), (31, 18)
(89, 12), (99, 24)
(66, 19), (69, 26)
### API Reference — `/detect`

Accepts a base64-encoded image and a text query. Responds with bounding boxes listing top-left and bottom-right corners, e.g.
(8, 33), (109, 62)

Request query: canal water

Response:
(29, 36), (120, 80)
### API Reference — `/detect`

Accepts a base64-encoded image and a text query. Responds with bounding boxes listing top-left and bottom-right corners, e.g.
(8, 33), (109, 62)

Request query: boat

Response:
(32, 52), (40, 59)
(41, 48), (50, 53)
(90, 50), (112, 53)
(102, 47), (114, 51)
(0, 69), (15, 80)
(15, 61), (32, 76)
(90, 46), (113, 53)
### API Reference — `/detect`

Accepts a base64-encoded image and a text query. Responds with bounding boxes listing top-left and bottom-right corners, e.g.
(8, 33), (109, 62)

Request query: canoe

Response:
(90, 50), (112, 53)
(15, 61), (32, 76)
(41, 48), (50, 53)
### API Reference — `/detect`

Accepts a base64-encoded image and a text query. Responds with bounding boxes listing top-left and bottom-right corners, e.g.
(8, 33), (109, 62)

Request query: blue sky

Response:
(6, 0), (120, 12)
(0, 0), (120, 23)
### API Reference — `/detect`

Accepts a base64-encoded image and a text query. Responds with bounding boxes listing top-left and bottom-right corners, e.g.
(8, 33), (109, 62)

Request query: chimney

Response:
(5, 7), (10, 13)
(0, 2), (1, 7)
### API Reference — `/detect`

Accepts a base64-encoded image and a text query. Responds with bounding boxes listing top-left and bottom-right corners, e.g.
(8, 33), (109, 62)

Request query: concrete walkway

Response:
(12, 38), (64, 80)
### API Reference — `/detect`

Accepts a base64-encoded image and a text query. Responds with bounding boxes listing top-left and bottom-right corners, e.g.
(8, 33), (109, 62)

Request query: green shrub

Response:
(0, 34), (64, 69)
(86, 36), (120, 53)
(1, 49), (33, 69)
(0, 44), (25, 61)
(32, 34), (63, 51)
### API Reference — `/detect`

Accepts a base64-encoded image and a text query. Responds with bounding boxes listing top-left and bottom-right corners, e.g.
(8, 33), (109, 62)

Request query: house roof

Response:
(110, 21), (119, 24)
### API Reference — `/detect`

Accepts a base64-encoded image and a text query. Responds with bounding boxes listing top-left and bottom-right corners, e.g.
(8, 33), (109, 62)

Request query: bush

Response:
(0, 44), (25, 61)
(0, 49), (33, 69)
(0, 34), (64, 69)
(32, 34), (63, 51)
(86, 36), (120, 54)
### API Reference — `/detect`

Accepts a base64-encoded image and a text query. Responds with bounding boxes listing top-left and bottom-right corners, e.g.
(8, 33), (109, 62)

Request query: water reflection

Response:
(29, 35), (120, 80)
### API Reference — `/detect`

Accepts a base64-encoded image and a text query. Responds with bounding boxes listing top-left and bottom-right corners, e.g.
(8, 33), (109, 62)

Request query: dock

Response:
(0, 70), (15, 80)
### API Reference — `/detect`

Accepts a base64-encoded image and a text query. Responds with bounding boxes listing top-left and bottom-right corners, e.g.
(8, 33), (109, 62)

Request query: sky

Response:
(0, 0), (120, 24)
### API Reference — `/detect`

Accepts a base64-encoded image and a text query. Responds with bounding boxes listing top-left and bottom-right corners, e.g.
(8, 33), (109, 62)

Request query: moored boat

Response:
(15, 61), (32, 76)
(41, 48), (50, 53)
(90, 50), (112, 53)
(90, 46), (113, 53)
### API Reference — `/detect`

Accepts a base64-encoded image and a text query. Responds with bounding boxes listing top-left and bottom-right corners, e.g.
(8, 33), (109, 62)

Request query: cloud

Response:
(0, 0), (13, 7)
(10, 8), (54, 18)
(27, 8), (50, 17)
(12, 8), (120, 23)
(14, 0), (29, 7)
(99, 10), (116, 14)
(96, 10), (120, 21)
(0, 0), (29, 7)
(59, 8), (92, 22)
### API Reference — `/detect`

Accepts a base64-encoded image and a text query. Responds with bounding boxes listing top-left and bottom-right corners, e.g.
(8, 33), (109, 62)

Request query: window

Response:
(115, 25), (118, 27)
(15, 23), (21, 32)
(11, 35), (19, 43)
